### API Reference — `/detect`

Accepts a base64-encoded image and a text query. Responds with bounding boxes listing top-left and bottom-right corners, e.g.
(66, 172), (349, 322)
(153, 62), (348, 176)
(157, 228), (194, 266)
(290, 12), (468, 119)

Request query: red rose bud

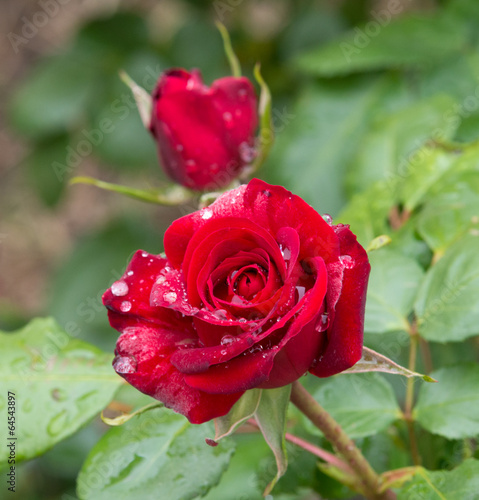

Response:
(103, 179), (371, 424)
(149, 68), (258, 191)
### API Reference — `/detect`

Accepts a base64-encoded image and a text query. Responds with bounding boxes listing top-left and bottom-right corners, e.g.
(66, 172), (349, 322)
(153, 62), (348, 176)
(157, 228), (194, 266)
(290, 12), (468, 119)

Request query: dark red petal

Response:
(164, 180), (340, 270)
(103, 250), (170, 324)
(184, 348), (276, 394)
(310, 224), (370, 378)
(150, 72), (257, 190)
(113, 323), (243, 424)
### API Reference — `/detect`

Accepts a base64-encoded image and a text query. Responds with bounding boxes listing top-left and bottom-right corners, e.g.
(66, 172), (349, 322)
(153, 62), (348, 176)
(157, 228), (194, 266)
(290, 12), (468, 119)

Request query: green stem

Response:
(404, 322), (421, 466)
(290, 381), (396, 500)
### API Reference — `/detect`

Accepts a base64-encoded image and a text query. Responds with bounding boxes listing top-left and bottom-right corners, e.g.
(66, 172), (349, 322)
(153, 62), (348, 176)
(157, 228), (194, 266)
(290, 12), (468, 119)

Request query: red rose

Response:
(149, 68), (258, 191)
(103, 179), (370, 424)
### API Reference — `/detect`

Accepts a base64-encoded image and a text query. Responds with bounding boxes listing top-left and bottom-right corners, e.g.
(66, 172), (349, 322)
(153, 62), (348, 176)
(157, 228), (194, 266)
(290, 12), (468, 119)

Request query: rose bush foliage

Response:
(103, 179), (370, 423)
(149, 68), (258, 190)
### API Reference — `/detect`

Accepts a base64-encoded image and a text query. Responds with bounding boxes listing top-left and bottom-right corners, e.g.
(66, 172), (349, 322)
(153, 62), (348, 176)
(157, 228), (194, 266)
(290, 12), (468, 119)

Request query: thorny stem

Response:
(404, 321), (422, 466)
(290, 381), (396, 500)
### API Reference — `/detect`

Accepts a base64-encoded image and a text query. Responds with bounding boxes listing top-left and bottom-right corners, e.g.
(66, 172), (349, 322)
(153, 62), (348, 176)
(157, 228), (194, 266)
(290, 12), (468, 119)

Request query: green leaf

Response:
(293, 14), (467, 77)
(249, 63), (274, 176)
(337, 180), (395, 248)
(398, 141), (479, 213)
(23, 134), (70, 207)
(414, 234), (479, 342)
(416, 171), (479, 253)
(365, 249), (425, 334)
(398, 459), (479, 500)
(343, 347), (436, 382)
(215, 21), (241, 77)
(119, 71), (152, 129)
(308, 373), (401, 439)
(366, 235), (392, 253)
(214, 389), (261, 441)
(254, 385), (291, 495)
(8, 53), (98, 139)
(263, 75), (393, 215)
(77, 408), (235, 500)
(414, 364), (479, 439)
(0, 318), (121, 464)
(346, 94), (458, 194)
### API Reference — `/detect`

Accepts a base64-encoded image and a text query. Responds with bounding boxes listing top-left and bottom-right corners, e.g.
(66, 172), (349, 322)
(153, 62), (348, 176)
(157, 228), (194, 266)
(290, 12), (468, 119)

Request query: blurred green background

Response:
(2, 0), (479, 498)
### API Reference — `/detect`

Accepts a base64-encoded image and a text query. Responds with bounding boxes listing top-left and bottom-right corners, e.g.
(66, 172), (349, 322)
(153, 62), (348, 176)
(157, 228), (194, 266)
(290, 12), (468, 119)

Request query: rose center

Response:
(232, 268), (265, 300)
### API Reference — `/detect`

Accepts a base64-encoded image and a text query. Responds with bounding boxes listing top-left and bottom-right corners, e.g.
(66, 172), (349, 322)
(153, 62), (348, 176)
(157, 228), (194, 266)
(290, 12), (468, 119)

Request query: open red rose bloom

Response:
(103, 179), (370, 423)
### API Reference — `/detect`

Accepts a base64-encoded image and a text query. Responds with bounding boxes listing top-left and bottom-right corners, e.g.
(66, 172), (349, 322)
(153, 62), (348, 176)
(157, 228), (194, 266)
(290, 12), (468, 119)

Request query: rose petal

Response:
(113, 322), (243, 423)
(309, 224), (370, 377)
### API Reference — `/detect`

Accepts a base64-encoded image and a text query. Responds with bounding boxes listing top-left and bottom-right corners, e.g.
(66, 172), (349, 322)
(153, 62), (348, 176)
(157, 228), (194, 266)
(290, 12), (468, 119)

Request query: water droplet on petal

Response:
(141, 252), (148, 257)
(163, 292), (177, 304)
(296, 286), (306, 301)
(322, 214), (333, 225)
(202, 209), (213, 220)
(186, 78), (195, 90)
(280, 244), (291, 261)
(223, 111), (233, 129)
(111, 281), (129, 297)
(156, 275), (166, 285)
(213, 309), (229, 320)
(238, 88), (248, 99)
(113, 355), (137, 374)
(315, 313), (329, 332)
(220, 335), (236, 345)
(120, 301), (132, 312)
(339, 255), (355, 269)
(239, 142), (256, 163)
(127, 270), (134, 276)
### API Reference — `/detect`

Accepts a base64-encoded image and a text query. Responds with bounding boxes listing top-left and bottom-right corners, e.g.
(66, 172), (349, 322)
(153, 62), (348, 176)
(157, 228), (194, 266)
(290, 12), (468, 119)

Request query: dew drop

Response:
(156, 275), (166, 285)
(223, 111), (232, 121)
(186, 78), (195, 90)
(113, 355), (137, 374)
(120, 301), (132, 312)
(213, 309), (229, 320)
(322, 214), (333, 225)
(142, 252), (148, 257)
(220, 335), (236, 345)
(163, 292), (177, 304)
(127, 270), (134, 277)
(280, 245), (291, 261)
(296, 286), (306, 301)
(339, 255), (355, 269)
(239, 142), (256, 163)
(220, 349), (227, 355)
(111, 281), (129, 297)
(202, 209), (213, 220)
(51, 388), (67, 402)
(47, 409), (68, 437)
(238, 88), (248, 99)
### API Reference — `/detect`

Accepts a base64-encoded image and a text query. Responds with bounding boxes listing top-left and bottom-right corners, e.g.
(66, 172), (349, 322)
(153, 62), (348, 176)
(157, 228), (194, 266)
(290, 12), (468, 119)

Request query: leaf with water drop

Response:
(0, 318), (122, 465)
(77, 408), (235, 500)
